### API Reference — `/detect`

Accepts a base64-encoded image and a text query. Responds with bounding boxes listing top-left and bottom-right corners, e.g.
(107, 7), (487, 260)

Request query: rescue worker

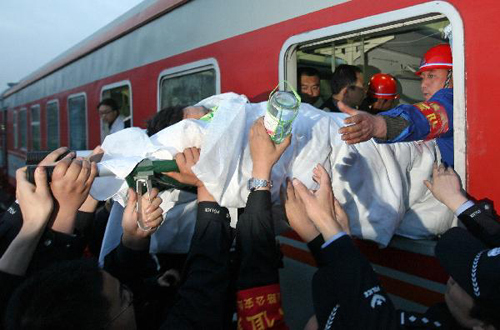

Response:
(337, 44), (454, 166)
(298, 67), (324, 108)
(362, 73), (399, 113)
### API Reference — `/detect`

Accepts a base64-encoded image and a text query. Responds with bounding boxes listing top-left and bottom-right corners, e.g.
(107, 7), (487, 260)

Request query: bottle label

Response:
(264, 112), (279, 136)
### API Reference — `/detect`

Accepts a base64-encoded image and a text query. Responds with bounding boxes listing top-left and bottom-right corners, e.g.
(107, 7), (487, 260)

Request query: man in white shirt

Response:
(98, 98), (125, 142)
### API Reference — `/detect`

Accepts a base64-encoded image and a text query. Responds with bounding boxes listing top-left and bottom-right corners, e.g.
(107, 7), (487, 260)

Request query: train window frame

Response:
(100, 80), (133, 142)
(46, 99), (60, 150)
(279, 0), (466, 182)
(19, 108), (27, 151)
(12, 110), (18, 150)
(67, 92), (88, 150)
(30, 104), (41, 151)
(157, 58), (221, 111)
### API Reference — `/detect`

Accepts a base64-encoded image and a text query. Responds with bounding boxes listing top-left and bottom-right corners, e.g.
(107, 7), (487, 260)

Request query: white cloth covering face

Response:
(92, 92), (455, 256)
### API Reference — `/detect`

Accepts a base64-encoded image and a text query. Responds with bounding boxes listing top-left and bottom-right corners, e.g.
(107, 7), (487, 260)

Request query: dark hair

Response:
(97, 98), (119, 112)
(298, 67), (320, 79)
(470, 298), (500, 329)
(330, 64), (362, 95)
(359, 95), (377, 112)
(5, 260), (110, 330)
(146, 105), (186, 136)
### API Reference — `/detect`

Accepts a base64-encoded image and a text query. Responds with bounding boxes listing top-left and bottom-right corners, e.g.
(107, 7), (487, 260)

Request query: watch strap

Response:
(247, 178), (273, 191)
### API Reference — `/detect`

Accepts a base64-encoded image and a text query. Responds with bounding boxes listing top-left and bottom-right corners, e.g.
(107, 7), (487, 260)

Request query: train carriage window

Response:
(12, 111), (18, 149)
(158, 59), (220, 110)
(160, 69), (215, 108)
(46, 101), (59, 150)
(68, 94), (87, 150)
(19, 108), (27, 150)
(30, 105), (41, 151)
(101, 81), (132, 142)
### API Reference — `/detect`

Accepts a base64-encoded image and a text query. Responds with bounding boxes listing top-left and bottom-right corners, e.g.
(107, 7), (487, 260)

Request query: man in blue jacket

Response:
(338, 44), (454, 167)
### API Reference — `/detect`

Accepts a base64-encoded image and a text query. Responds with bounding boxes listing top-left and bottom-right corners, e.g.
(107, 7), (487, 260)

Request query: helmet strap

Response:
(443, 69), (452, 89)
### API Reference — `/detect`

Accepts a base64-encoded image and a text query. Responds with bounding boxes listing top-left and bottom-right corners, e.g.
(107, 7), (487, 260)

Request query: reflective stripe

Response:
(325, 304), (339, 330)
(419, 62), (452, 69)
(372, 92), (398, 96)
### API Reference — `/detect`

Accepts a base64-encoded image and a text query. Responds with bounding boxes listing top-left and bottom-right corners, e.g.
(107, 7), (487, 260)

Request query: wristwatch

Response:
(247, 178), (273, 191)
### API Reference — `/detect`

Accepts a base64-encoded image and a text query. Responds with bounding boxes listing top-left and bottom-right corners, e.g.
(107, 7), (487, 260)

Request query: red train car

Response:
(1, 0), (498, 327)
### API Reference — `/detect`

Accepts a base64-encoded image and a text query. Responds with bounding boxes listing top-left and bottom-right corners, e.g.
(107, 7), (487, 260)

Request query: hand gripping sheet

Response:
(92, 92), (455, 255)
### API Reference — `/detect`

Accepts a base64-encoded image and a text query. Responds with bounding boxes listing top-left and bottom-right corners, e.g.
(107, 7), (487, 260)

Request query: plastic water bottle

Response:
(264, 87), (301, 144)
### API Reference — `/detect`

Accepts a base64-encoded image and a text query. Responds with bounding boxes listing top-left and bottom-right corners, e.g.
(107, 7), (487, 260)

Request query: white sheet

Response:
(92, 92), (455, 251)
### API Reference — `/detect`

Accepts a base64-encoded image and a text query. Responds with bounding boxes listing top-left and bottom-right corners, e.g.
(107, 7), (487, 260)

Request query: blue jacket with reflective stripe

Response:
(376, 88), (454, 166)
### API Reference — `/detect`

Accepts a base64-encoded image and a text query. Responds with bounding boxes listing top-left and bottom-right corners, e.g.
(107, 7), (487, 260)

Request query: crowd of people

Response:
(0, 43), (499, 330)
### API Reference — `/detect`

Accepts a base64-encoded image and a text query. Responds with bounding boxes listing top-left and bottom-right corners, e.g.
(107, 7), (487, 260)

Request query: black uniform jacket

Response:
(311, 200), (500, 329)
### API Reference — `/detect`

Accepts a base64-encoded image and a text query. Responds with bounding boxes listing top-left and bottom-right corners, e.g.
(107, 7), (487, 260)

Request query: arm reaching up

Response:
(0, 167), (53, 276)
(424, 163), (467, 213)
(50, 158), (98, 234)
(291, 164), (344, 242)
(121, 188), (164, 251)
(424, 163), (500, 246)
(235, 118), (290, 330)
(291, 164), (398, 329)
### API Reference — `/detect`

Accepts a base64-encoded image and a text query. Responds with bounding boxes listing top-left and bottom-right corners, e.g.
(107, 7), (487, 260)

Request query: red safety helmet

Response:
(416, 44), (452, 75)
(368, 73), (399, 100)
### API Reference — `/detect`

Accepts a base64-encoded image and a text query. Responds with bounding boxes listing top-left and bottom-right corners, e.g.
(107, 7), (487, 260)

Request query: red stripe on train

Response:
(280, 243), (444, 307)
(280, 244), (317, 268)
(378, 275), (444, 307)
(280, 231), (448, 284)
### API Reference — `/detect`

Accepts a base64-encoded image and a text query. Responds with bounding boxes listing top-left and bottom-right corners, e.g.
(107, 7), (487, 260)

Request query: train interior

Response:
(296, 15), (451, 106)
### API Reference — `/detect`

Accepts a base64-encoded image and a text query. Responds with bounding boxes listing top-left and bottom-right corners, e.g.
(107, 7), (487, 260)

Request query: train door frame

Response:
(279, 0), (466, 180)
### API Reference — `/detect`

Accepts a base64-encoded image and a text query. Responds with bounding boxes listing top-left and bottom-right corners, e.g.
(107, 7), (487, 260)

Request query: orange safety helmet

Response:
(416, 44), (452, 75)
(368, 73), (399, 99)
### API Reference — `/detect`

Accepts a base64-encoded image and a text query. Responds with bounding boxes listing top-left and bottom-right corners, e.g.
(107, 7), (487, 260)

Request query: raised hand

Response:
(78, 146), (104, 213)
(50, 158), (98, 233)
(122, 188), (164, 250)
(292, 164), (344, 241)
(282, 178), (320, 243)
(0, 167), (54, 276)
(163, 147), (215, 202)
(333, 197), (350, 235)
(424, 163), (467, 212)
(164, 147), (202, 187)
(249, 117), (291, 179)
(16, 166), (53, 235)
(38, 147), (74, 166)
(311, 166), (350, 235)
(337, 101), (387, 144)
(86, 145), (105, 163)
